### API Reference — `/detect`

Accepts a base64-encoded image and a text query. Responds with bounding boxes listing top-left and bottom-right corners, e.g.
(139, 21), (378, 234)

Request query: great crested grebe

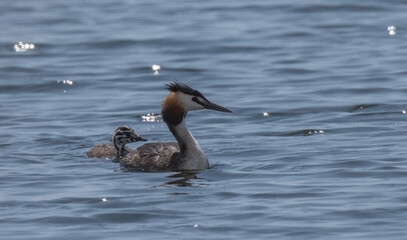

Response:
(121, 82), (232, 171)
(87, 126), (147, 159)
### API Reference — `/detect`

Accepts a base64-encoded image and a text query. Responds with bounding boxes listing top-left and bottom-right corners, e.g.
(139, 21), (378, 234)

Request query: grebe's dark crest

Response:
(165, 82), (208, 100)
(121, 82), (232, 172)
(87, 126), (147, 159)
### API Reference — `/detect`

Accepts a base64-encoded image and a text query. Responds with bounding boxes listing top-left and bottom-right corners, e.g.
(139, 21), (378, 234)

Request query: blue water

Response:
(2, 0), (407, 239)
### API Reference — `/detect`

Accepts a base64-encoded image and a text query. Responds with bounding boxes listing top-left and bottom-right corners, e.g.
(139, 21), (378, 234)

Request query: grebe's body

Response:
(87, 126), (147, 159)
(121, 142), (179, 171)
(121, 82), (231, 171)
(87, 143), (119, 159)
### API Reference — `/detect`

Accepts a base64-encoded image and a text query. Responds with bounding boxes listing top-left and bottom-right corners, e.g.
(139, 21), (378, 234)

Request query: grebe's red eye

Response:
(192, 97), (198, 102)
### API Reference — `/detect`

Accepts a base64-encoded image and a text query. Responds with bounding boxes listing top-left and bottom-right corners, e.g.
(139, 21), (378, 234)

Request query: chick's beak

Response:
(130, 133), (148, 142)
(137, 136), (148, 142)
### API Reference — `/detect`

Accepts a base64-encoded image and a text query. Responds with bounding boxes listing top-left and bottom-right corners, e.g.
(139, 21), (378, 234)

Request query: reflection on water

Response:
(141, 113), (161, 122)
(57, 80), (74, 85)
(165, 172), (203, 187)
(120, 169), (203, 187)
(387, 25), (396, 35)
(14, 41), (35, 52)
(152, 64), (161, 76)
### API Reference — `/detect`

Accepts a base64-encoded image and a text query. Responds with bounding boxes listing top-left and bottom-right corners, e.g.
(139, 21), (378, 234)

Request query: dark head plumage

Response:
(112, 125), (147, 157)
(115, 126), (134, 133)
(165, 81), (207, 101)
(162, 81), (232, 125)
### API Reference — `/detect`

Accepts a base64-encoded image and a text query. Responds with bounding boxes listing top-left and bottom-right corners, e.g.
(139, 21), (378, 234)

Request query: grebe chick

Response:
(87, 126), (147, 159)
(121, 82), (232, 172)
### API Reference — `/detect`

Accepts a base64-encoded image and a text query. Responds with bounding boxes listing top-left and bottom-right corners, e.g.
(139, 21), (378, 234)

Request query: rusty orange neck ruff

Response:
(161, 92), (187, 126)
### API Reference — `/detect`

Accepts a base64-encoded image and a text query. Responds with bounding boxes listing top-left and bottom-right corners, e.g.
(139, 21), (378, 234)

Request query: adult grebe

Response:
(121, 82), (232, 171)
(87, 126), (147, 159)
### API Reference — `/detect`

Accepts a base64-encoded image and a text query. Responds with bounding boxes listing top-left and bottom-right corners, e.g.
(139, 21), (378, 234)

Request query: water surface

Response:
(1, 1), (407, 239)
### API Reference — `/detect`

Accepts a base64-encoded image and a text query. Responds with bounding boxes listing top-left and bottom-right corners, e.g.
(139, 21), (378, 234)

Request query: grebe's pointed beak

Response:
(201, 100), (232, 113)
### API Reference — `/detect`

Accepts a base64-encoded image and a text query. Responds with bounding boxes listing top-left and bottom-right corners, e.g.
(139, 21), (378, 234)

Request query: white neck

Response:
(168, 120), (209, 170)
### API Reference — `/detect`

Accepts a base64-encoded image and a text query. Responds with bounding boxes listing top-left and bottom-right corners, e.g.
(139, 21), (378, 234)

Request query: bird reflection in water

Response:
(165, 171), (205, 187)
(121, 169), (205, 187)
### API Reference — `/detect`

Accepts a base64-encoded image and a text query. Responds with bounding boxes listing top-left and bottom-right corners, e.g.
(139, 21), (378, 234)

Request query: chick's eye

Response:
(192, 97), (198, 102)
